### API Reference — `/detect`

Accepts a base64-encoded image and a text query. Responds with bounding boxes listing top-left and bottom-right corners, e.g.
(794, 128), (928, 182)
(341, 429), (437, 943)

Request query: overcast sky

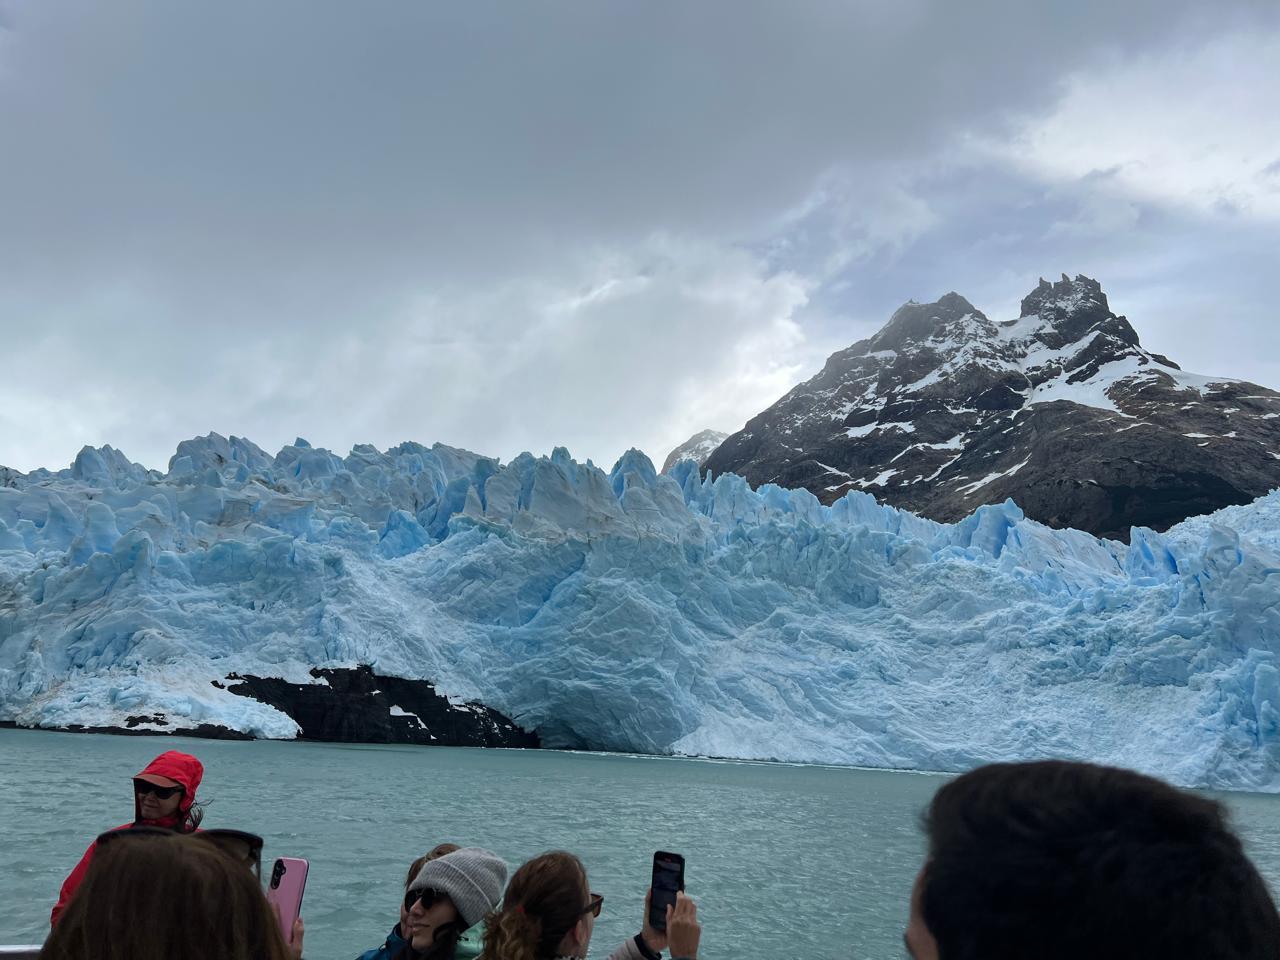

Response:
(2, 0), (1278, 473)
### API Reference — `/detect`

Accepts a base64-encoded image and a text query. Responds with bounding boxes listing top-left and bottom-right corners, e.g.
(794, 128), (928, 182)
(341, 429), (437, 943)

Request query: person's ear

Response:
(573, 914), (590, 947)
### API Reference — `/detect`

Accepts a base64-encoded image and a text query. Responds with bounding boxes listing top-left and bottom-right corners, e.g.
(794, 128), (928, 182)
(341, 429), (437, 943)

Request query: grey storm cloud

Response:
(0, 0), (1278, 472)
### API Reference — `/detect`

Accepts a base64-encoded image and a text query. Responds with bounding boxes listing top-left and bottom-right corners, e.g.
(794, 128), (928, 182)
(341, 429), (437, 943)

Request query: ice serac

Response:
(1, 433), (1279, 791)
(703, 275), (1280, 540)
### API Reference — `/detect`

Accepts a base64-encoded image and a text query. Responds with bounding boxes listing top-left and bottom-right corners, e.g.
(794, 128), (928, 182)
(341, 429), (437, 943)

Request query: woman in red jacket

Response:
(50, 749), (205, 925)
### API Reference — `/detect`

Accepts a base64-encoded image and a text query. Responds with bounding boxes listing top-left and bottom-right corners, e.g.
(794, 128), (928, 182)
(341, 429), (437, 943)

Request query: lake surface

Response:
(3, 729), (1280, 959)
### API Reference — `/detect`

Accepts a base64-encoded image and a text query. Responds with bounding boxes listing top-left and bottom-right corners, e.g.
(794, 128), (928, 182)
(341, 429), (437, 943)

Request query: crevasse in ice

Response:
(1, 433), (1278, 791)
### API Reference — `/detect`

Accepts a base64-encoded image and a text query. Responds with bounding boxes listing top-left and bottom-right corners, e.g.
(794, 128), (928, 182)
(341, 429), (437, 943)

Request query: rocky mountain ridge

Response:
(703, 275), (1280, 539)
(662, 429), (729, 472)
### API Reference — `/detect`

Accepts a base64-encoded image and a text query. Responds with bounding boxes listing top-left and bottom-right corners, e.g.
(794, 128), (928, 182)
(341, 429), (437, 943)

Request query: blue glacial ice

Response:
(1, 433), (1278, 791)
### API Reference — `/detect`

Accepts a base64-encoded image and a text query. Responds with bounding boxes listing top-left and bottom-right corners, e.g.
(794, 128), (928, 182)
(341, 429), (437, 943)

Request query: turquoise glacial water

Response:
(3, 729), (1280, 959)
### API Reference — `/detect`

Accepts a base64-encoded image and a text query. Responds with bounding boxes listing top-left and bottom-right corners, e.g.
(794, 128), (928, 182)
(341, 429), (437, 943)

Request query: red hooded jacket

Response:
(50, 750), (204, 925)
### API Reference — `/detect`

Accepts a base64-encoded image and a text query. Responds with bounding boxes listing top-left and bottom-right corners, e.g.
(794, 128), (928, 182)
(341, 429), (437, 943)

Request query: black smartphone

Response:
(648, 851), (685, 931)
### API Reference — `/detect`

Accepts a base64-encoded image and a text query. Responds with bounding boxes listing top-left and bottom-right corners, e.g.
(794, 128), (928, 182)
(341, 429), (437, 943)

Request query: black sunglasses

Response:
(582, 893), (604, 918)
(197, 829), (265, 878)
(404, 887), (451, 913)
(133, 778), (183, 800)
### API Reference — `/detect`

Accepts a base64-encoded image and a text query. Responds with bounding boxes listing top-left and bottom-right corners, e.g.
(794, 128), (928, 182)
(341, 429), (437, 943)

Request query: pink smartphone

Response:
(265, 856), (309, 945)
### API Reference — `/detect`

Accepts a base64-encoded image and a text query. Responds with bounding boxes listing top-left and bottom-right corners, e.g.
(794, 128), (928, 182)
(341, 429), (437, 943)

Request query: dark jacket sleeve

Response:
(51, 839), (98, 925)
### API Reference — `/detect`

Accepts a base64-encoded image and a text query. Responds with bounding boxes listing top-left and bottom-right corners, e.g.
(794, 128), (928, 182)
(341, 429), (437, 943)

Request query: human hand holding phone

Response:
(665, 892), (701, 960)
(288, 917), (305, 960)
(265, 857), (309, 950)
(648, 851), (685, 932)
(641, 888), (668, 953)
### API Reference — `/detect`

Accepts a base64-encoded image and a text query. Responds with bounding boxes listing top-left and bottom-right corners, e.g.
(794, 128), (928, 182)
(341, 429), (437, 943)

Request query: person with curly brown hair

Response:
(482, 851), (700, 960)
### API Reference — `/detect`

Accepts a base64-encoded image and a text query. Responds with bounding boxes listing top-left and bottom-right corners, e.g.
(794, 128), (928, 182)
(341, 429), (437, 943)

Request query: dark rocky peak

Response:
(868, 292), (992, 354)
(1019, 273), (1108, 319)
(806, 276), (1170, 405)
(1014, 273), (1143, 353)
(702, 273), (1280, 540)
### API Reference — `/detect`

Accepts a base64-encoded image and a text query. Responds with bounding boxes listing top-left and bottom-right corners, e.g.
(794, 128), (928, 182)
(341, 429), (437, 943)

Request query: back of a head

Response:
(920, 760), (1280, 960)
(40, 833), (290, 960)
(482, 851), (587, 960)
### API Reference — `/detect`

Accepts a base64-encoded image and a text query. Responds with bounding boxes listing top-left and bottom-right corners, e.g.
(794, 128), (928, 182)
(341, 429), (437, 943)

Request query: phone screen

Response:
(648, 851), (685, 931)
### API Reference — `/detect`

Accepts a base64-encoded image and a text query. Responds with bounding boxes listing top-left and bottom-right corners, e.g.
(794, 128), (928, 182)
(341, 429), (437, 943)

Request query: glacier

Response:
(1, 433), (1279, 791)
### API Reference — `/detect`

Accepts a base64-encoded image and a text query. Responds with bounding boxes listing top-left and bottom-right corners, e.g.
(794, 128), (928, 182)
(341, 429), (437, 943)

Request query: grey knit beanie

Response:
(408, 847), (508, 929)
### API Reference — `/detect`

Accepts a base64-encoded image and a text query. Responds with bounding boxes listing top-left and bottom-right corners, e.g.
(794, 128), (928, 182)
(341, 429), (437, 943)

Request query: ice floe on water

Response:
(1, 434), (1278, 791)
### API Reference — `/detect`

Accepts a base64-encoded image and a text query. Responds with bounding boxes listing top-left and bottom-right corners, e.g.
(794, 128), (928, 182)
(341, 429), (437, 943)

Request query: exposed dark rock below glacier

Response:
(3, 666), (539, 748)
(221, 665), (539, 748)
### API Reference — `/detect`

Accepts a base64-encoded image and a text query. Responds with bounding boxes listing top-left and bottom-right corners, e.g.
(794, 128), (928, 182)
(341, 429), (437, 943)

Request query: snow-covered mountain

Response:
(661, 429), (729, 473)
(704, 275), (1280, 539)
(2, 433), (1279, 790)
